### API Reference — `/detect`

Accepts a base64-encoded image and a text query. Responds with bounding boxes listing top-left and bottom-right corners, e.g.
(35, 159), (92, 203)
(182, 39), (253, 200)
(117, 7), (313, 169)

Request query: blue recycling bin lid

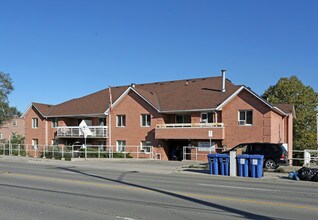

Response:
(207, 154), (220, 158)
(236, 154), (250, 159)
(218, 154), (230, 158)
(249, 155), (264, 159)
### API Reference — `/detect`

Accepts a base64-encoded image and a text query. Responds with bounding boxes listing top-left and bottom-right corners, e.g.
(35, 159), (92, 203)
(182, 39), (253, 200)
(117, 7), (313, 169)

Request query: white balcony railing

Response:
(156, 123), (224, 128)
(57, 126), (108, 138)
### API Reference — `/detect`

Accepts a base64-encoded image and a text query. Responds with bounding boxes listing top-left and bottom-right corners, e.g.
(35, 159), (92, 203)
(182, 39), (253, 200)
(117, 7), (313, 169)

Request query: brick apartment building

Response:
(22, 71), (295, 161)
(0, 115), (25, 143)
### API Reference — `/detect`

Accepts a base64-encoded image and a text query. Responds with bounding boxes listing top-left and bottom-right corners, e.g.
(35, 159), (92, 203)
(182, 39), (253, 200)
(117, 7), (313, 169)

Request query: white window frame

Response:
(141, 114), (151, 127)
(200, 112), (215, 123)
(32, 118), (38, 128)
(116, 115), (126, 127)
(52, 118), (58, 128)
(238, 110), (253, 126)
(116, 140), (126, 152)
(140, 141), (152, 153)
(12, 119), (18, 126)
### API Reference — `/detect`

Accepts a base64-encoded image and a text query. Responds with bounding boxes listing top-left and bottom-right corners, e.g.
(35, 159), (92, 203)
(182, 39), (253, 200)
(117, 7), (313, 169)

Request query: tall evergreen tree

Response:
(262, 75), (318, 150)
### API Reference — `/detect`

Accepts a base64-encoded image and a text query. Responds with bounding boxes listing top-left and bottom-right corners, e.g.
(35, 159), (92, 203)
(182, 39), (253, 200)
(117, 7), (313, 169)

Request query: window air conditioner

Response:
(238, 120), (246, 125)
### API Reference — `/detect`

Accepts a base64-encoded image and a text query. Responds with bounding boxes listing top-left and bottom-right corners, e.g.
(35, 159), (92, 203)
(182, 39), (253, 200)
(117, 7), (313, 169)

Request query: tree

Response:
(262, 75), (318, 150)
(10, 132), (25, 145)
(0, 71), (18, 124)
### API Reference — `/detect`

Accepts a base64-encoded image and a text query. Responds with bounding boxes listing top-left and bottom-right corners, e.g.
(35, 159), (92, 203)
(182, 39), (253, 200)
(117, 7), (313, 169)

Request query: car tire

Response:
(264, 159), (277, 169)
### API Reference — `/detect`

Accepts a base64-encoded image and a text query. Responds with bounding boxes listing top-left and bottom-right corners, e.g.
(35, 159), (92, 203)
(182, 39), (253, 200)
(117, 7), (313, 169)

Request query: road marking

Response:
(198, 183), (279, 192)
(116, 216), (137, 220)
(3, 172), (318, 212)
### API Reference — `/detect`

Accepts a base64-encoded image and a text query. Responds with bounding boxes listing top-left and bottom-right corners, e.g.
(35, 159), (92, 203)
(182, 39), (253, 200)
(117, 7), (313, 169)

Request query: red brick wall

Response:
(222, 89), (283, 149)
(108, 91), (165, 156)
(24, 106), (46, 146)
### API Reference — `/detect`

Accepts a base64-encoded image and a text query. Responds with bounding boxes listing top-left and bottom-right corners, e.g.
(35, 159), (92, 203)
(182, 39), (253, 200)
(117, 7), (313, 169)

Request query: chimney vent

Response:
(221, 70), (226, 92)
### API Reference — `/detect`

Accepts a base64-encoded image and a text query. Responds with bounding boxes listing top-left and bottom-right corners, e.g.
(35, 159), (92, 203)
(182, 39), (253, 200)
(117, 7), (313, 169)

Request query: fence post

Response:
(61, 145), (65, 160)
(3, 144), (5, 156)
(18, 144), (21, 156)
(52, 146), (55, 159)
(85, 146), (87, 161)
(196, 147), (198, 162)
(25, 145), (29, 157)
(98, 145), (100, 159)
(304, 150), (311, 167)
(43, 145), (46, 159)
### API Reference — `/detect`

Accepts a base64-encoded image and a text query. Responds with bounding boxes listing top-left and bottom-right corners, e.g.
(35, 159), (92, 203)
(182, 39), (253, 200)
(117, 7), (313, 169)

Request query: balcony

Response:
(57, 126), (108, 138)
(155, 123), (225, 140)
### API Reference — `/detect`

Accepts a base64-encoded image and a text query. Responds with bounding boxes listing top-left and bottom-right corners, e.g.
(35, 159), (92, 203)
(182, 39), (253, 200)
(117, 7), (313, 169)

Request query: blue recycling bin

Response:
(207, 154), (219, 175)
(249, 155), (264, 178)
(218, 154), (230, 176)
(236, 154), (250, 177)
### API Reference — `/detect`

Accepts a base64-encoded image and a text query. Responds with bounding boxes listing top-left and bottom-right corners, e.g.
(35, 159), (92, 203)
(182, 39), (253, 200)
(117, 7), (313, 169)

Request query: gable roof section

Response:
(22, 102), (53, 118)
(48, 86), (128, 117)
(25, 75), (292, 117)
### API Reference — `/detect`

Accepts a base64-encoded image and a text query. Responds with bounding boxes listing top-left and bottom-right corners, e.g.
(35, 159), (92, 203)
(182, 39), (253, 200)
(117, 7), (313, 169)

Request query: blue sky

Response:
(1, 0), (317, 112)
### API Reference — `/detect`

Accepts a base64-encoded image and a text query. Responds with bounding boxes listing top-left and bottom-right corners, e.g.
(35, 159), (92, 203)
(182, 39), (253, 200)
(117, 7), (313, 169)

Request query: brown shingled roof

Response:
(275, 104), (296, 117)
(34, 76), (242, 117)
(134, 76), (240, 111)
(33, 102), (53, 116)
(47, 86), (128, 116)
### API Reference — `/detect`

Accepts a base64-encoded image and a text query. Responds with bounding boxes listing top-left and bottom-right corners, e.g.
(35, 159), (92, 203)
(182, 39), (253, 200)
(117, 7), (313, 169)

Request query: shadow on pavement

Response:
(57, 166), (277, 220)
(182, 168), (209, 174)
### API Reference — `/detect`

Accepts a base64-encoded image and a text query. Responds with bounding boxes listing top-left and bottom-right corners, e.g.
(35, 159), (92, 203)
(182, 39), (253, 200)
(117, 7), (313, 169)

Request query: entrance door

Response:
(168, 140), (190, 161)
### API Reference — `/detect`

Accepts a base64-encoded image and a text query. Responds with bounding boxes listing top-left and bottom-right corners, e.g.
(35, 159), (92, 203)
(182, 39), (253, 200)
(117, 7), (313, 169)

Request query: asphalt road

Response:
(0, 158), (317, 220)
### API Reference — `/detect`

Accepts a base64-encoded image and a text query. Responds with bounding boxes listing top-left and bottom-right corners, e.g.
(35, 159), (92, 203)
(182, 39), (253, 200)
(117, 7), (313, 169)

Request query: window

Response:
(98, 118), (105, 126)
(141, 141), (152, 153)
(116, 140), (126, 152)
(201, 112), (215, 123)
(176, 114), (191, 124)
(116, 115), (126, 127)
(238, 110), (253, 125)
(32, 139), (38, 149)
(141, 114), (151, 127)
(52, 118), (58, 128)
(12, 119), (17, 126)
(32, 118), (38, 128)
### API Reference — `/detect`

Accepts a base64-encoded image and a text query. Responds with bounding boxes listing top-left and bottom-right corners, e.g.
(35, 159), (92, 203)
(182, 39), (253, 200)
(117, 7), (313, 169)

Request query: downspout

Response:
(282, 116), (285, 143)
(45, 117), (48, 146)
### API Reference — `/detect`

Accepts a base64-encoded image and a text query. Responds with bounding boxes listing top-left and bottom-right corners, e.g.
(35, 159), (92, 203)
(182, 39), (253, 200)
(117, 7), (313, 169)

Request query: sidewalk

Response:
(0, 155), (303, 180)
